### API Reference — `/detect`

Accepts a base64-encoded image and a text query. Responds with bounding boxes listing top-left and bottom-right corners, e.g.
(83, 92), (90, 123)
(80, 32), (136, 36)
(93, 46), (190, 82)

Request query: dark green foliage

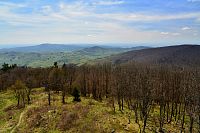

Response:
(72, 87), (81, 102)
(1, 63), (17, 72)
(54, 62), (58, 68)
(1, 63), (9, 72)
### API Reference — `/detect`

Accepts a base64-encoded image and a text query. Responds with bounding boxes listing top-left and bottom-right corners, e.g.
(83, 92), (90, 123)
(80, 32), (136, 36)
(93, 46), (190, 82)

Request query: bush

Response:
(57, 111), (79, 131)
(72, 87), (81, 102)
(26, 106), (52, 129)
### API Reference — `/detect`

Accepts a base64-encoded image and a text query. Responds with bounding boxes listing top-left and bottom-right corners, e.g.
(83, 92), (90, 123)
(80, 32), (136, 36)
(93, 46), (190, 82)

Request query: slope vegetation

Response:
(108, 45), (200, 67)
(0, 88), (184, 133)
(0, 46), (146, 67)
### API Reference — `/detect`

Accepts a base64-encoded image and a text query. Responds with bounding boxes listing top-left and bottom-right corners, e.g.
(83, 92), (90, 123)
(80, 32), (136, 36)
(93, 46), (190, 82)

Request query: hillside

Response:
(73, 46), (132, 56)
(0, 46), (147, 67)
(107, 45), (200, 67)
(0, 88), (188, 133)
(0, 49), (199, 133)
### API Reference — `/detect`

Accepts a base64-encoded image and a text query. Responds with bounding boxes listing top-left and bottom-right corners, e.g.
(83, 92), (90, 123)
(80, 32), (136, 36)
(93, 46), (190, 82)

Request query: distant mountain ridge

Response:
(107, 44), (200, 67)
(0, 44), (87, 53)
(0, 45), (149, 67)
(0, 44), (150, 53)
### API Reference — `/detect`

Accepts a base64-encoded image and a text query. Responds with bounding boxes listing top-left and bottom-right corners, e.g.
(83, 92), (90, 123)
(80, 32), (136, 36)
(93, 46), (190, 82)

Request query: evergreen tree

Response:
(72, 87), (81, 102)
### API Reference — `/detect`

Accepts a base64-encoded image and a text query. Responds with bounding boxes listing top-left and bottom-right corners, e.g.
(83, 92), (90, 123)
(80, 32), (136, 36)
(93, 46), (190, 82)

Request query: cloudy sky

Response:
(0, 0), (200, 46)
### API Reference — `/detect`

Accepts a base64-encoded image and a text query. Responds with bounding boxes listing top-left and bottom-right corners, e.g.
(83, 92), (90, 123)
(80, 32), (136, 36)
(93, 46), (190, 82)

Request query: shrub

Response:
(72, 87), (81, 102)
(26, 106), (52, 129)
(57, 111), (79, 131)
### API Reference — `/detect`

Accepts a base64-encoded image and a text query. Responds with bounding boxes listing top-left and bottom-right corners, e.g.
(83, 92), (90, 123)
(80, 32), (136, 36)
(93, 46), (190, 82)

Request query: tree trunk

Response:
(134, 103), (139, 123)
(112, 97), (115, 113)
(175, 103), (178, 121)
(167, 102), (169, 122)
(17, 96), (20, 107)
(62, 91), (65, 104)
(142, 114), (147, 133)
(198, 114), (200, 133)
(159, 103), (164, 132)
(118, 98), (121, 111)
(121, 98), (124, 110)
(189, 115), (194, 133)
(169, 102), (174, 123)
(27, 94), (30, 104)
(48, 91), (51, 106)
(180, 103), (186, 133)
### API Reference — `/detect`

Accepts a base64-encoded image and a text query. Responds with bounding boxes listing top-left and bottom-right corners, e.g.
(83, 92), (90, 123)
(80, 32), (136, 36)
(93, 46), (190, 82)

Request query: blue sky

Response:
(0, 0), (200, 46)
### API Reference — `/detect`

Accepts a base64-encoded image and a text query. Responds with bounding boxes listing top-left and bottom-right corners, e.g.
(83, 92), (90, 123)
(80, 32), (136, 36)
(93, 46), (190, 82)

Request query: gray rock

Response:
(111, 129), (115, 133)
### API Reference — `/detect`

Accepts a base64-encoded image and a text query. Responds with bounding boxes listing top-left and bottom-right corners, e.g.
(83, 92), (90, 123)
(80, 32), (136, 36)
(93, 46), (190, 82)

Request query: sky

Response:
(0, 0), (200, 46)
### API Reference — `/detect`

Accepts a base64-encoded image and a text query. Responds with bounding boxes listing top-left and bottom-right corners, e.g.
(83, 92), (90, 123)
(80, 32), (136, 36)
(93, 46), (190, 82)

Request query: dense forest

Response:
(0, 61), (199, 133)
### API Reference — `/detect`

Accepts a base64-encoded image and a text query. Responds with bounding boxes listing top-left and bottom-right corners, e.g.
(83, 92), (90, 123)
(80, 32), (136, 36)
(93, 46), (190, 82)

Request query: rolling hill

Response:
(107, 44), (200, 67)
(76, 46), (149, 55)
(75, 46), (137, 56)
(0, 45), (148, 67)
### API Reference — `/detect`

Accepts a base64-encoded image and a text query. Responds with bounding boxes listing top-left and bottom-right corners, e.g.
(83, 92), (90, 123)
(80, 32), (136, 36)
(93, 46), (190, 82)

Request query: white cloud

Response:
(0, 1), (199, 44)
(59, 3), (65, 9)
(1, 1), (200, 26)
(187, 0), (200, 2)
(161, 32), (169, 35)
(41, 5), (52, 14)
(182, 27), (191, 30)
(172, 33), (180, 36)
(93, 0), (124, 6)
(0, 1), (26, 8)
(87, 34), (96, 37)
(193, 33), (198, 36)
(99, 12), (200, 22)
(161, 32), (180, 36)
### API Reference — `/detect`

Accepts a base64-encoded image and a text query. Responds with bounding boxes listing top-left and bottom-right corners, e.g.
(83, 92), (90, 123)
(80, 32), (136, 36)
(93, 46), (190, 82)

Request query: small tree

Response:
(1, 63), (10, 72)
(47, 67), (64, 105)
(72, 87), (81, 102)
(9, 80), (28, 108)
(1, 63), (17, 72)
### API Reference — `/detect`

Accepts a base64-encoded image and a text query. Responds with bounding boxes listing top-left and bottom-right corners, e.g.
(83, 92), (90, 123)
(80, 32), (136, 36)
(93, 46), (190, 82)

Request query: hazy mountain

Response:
(75, 46), (150, 55)
(0, 44), (150, 53)
(56, 46), (148, 66)
(75, 46), (129, 56)
(107, 44), (200, 67)
(0, 44), (86, 53)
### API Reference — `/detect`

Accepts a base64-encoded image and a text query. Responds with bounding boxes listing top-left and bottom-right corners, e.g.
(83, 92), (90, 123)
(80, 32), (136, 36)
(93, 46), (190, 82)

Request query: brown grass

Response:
(57, 111), (79, 131)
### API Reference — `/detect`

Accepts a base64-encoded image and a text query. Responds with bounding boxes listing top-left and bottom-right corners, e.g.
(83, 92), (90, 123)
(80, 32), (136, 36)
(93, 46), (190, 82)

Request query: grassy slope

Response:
(0, 88), (197, 133)
(0, 90), (23, 132)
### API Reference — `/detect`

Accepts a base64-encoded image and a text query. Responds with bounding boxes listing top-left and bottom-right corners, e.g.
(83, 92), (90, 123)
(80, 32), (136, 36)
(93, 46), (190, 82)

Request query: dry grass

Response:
(57, 111), (79, 131)
(0, 90), (23, 132)
(1, 88), (198, 133)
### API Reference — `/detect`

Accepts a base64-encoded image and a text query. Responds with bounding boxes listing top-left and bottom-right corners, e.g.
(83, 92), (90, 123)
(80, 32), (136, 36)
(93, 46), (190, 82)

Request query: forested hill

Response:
(106, 44), (200, 67)
(0, 45), (148, 67)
